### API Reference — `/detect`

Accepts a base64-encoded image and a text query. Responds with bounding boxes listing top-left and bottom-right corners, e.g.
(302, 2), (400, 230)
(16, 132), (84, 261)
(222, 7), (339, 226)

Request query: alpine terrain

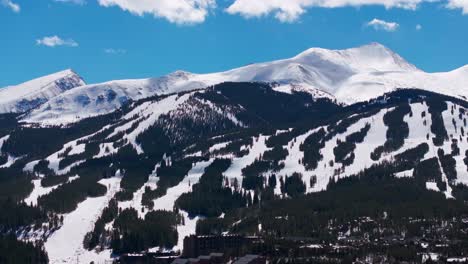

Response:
(1, 43), (468, 263)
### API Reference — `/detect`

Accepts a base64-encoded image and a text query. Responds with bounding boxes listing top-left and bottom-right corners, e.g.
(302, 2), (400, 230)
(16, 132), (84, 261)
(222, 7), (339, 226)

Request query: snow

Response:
(184, 151), (202, 158)
(45, 177), (121, 264)
(395, 169), (413, 178)
(120, 93), (192, 154)
(442, 103), (468, 185)
(197, 98), (246, 128)
(68, 144), (86, 155)
(0, 134), (9, 150)
(39, 124), (115, 174)
(151, 159), (213, 251)
(422, 252), (440, 262)
(153, 159), (212, 212)
(24, 179), (58, 206)
(0, 135), (19, 168)
(0, 155), (20, 168)
(209, 142), (230, 153)
(426, 182), (440, 192)
(94, 142), (119, 159)
(24, 176), (79, 206)
(24, 160), (40, 172)
(276, 129), (315, 194)
(224, 135), (270, 187)
(270, 109), (389, 194)
(20, 43), (468, 125)
(447, 257), (468, 263)
(46, 146), (85, 175)
(175, 211), (200, 252)
(0, 69), (85, 113)
(118, 174), (158, 218)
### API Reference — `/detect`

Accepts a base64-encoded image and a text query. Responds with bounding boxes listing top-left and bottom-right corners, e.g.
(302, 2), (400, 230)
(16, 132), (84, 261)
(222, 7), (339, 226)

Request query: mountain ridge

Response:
(0, 69), (85, 114)
(3, 43), (468, 126)
(1, 81), (468, 263)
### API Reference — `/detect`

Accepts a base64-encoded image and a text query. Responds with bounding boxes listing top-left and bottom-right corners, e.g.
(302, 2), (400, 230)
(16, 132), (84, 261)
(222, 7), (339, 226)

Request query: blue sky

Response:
(1, 0), (468, 87)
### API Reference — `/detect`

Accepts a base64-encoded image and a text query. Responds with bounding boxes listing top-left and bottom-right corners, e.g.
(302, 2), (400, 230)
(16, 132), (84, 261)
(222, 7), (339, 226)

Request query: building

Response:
(183, 235), (261, 258)
(171, 253), (225, 264)
(232, 255), (266, 264)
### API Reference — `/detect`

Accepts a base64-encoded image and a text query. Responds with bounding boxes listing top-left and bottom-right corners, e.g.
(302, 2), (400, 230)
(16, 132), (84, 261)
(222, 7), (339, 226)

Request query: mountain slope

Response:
(2, 45), (468, 262)
(0, 69), (85, 113)
(1, 83), (468, 262)
(19, 43), (468, 125)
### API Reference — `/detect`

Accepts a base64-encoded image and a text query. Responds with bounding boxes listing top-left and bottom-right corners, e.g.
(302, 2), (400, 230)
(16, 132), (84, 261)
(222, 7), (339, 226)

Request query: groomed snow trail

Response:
(152, 159), (213, 252)
(45, 177), (121, 264)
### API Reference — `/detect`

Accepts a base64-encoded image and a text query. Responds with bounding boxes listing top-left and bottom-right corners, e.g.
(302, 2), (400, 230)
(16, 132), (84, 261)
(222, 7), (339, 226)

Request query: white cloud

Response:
(54, 0), (87, 5)
(226, 0), (431, 22)
(104, 48), (127, 54)
(1, 0), (20, 13)
(36, 36), (79, 47)
(446, 0), (468, 14)
(416, 24), (422, 30)
(366, 18), (399, 31)
(97, 0), (216, 24)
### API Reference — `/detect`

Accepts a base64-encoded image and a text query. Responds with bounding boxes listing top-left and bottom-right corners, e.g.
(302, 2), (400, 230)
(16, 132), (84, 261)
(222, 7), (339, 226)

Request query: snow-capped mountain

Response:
(0, 69), (85, 114)
(2, 44), (468, 264)
(13, 42), (467, 125)
(2, 78), (468, 263)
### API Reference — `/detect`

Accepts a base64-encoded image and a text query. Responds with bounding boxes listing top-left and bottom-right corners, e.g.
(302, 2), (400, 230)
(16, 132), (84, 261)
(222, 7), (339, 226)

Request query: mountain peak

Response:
(60, 68), (80, 77)
(167, 70), (194, 79)
(0, 69), (86, 113)
(296, 42), (389, 56)
(360, 41), (388, 49)
(295, 42), (418, 73)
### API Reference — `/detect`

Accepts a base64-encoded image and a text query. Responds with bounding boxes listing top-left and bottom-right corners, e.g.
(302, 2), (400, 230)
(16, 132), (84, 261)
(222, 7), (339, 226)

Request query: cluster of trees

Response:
(113, 145), (160, 201)
(300, 110), (379, 171)
(201, 82), (340, 127)
(426, 98), (449, 146)
(40, 175), (69, 188)
(189, 131), (255, 157)
(392, 143), (429, 172)
(413, 157), (446, 192)
(371, 104), (411, 161)
(451, 139), (460, 156)
(263, 146), (289, 162)
(333, 123), (370, 166)
(0, 166), (34, 202)
(281, 173), (306, 197)
(38, 175), (107, 213)
(300, 128), (326, 170)
(142, 158), (195, 209)
(265, 128), (305, 148)
(465, 150), (468, 167)
(84, 199), (118, 250)
(32, 160), (55, 177)
(0, 234), (48, 264)
(228, 162), (468, 238)
(1, 110), (119, 162)
(0, 154), (7, 166)
(438, 149), (457, 182)
(241, 146), (287, 191)
(211, 138), (254, 158)
(110, 208), (180, 254)
(58, 142), (100, 171)
(176, 159), (248, 217)
(241, 160), (270, 190)
(0, 199), (46, 232)
(0, 113), (18, 139)
(158, 96), (244, 145)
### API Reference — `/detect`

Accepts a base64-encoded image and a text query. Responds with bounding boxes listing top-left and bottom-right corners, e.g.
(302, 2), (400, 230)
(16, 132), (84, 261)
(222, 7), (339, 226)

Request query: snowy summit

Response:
(1, 43), (468, 124)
